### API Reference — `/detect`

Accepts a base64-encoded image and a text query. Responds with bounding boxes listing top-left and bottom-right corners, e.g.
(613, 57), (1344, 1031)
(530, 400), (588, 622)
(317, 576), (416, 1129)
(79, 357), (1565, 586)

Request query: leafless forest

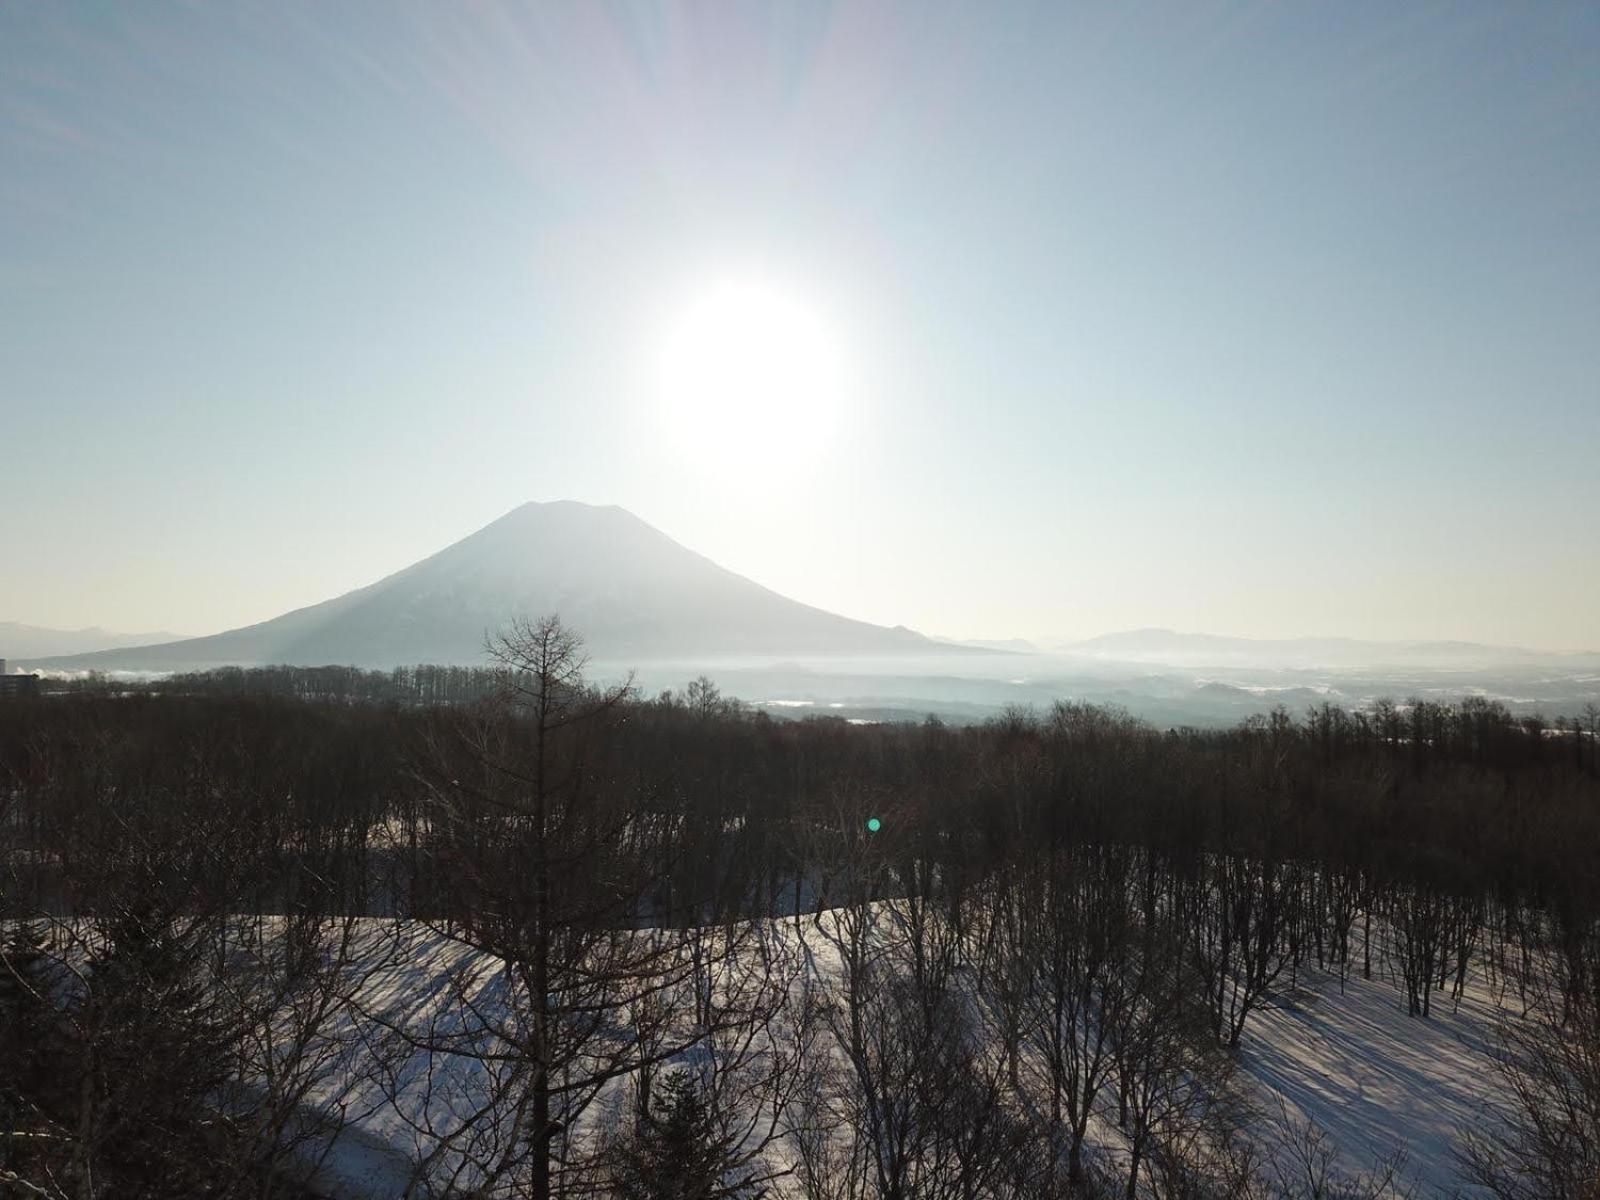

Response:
(3, 619), (1599, 1199)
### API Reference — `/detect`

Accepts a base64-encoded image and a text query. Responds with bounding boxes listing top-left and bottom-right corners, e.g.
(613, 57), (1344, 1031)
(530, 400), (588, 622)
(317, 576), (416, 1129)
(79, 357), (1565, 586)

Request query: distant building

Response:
(0, 659), (42, 698)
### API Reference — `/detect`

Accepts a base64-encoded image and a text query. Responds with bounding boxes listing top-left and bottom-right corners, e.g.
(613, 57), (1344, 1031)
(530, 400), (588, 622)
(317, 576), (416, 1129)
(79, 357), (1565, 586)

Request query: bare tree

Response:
(1018, 844), (1141, 1186)
(1108, 942), (1231, 1200)
(374, 616), (764, 1198)
(1264, 1096), (1416, 1200)
(1462, 923), (1600, 1200)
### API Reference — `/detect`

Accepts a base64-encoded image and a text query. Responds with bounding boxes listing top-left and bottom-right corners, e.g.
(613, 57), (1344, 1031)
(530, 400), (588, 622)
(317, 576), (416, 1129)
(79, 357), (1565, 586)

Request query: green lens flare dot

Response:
(866, 817), (881, 833)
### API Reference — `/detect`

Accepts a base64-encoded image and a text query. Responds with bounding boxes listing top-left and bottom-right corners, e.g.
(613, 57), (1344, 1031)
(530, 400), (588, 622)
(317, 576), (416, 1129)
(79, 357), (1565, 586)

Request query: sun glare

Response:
(656, 278), (845, 474)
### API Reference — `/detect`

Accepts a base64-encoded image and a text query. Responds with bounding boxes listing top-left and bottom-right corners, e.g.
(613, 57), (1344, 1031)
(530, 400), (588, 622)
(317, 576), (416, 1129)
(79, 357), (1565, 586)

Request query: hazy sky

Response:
(3, 2), (1597, 650)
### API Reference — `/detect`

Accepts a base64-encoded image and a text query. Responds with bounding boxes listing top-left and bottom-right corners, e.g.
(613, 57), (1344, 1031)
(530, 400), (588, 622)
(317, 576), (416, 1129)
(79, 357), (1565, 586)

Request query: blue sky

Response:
(3, 2), (1597, 648)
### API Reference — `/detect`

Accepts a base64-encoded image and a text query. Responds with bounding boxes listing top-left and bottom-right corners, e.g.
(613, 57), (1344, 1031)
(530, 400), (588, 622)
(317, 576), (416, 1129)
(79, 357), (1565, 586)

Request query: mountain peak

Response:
(509, 498), (628, 516)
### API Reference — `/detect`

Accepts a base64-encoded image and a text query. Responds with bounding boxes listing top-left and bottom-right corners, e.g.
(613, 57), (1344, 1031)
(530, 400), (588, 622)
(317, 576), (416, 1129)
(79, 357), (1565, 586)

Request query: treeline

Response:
(2, 621), (1598, 1197)
(46, 662), (515, 707)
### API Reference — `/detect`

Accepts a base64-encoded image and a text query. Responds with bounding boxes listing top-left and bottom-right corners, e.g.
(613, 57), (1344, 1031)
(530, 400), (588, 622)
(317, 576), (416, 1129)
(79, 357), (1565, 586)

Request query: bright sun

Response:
(656, 278), (845, 474)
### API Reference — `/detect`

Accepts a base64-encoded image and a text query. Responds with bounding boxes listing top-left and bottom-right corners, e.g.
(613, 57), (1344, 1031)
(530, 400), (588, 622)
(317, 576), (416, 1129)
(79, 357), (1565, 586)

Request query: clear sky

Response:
(3, 2), (1597, 650)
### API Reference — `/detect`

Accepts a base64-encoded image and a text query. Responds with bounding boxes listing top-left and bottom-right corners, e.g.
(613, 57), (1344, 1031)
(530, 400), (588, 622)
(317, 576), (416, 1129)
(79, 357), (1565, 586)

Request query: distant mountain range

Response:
(0, 622), (191, 661)
(13, 509), (1595, 689)
(942, 637), (1040, 654)
(1052, 628), (1598, 668)
(22, 502), (951, 672)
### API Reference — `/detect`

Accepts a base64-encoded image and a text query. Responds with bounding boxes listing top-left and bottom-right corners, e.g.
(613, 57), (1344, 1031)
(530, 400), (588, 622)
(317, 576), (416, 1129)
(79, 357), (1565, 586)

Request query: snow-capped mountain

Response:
(29, 502), (945, 671)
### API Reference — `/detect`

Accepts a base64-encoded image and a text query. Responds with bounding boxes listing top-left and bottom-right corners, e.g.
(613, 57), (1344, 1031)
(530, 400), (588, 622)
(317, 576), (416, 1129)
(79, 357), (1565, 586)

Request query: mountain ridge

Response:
(0, 622), (193, 660)
(1053, 627), (1599, 667)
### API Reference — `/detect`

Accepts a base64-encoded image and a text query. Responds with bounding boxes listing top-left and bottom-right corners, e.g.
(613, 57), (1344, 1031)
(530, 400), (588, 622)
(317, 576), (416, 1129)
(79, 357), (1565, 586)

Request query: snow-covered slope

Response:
(299, 912), (1508, 1198)
(1234, 959), (1500, 1190)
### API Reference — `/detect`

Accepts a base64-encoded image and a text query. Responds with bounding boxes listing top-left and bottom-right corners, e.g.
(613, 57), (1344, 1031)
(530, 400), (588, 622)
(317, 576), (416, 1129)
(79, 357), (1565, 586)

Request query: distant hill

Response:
(0, 622), (191, 660)
(29, 502), (951, 672)
(1055, 628), (1595, 668)
(941, 637), (1036, 654)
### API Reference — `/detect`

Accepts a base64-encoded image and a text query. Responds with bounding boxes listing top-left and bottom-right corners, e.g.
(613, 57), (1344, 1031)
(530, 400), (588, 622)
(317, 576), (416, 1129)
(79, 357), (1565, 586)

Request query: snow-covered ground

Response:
(295, 914), (1511, 1198)
(1237, 964), (1501, 1191)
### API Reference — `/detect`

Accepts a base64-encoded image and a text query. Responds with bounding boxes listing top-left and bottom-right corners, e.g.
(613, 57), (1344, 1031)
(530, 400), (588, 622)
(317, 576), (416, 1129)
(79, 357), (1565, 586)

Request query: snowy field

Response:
(276, 910), (1515, 1199)
(1234, 962), (1501, 1192)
